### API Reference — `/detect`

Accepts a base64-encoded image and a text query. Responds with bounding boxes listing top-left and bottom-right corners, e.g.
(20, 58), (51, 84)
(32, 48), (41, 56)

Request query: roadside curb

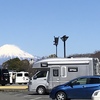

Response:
(0, 85), (28, 92)
(0, 89), (28, 92)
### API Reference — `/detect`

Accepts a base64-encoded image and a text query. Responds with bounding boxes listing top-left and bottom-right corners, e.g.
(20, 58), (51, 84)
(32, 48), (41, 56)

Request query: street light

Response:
(53, 36), (59, 57)
(61, 35), (69, 58)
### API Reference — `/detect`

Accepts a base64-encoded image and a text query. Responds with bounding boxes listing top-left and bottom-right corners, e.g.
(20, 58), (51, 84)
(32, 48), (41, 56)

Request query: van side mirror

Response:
(29, 77), (32, 80)
(69, 83), (73, 87)
(67, 82), (73, 87)
(33, 75), (37, 79)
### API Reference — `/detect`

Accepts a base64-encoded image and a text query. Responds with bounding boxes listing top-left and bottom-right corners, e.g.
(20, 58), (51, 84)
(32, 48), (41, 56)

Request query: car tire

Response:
(56, 91), (67, 100)
(37, 86), (46, 95)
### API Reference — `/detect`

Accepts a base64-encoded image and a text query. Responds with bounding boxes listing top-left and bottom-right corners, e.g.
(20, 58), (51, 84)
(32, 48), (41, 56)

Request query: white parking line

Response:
(23, 95), (31, 98)
(14, 93), (23, 96)
(30, 97), (42, 100)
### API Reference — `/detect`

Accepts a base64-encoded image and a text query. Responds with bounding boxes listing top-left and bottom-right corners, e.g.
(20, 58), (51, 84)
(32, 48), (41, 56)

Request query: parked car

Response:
(92, 90), (100, 100)
(49, 75), (100, 100)
(16, 71), (29, 84)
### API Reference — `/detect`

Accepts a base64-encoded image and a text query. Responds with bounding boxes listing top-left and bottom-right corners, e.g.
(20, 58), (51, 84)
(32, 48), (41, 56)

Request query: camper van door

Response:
(50, 67), (61, 88)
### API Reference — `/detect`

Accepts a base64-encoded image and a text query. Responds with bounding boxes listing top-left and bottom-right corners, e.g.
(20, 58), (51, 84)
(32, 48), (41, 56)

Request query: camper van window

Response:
(36, 71), (47, 78)
(53, 69), (59, 77)
(61, 66), (67, 77)
(41, 63), (48, 67)
(68, 67), (78, 72)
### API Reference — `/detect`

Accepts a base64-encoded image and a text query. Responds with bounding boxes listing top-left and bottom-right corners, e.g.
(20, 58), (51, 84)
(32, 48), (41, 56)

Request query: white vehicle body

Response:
(16, 71), (29, 84)
(28, 57), (100, 94)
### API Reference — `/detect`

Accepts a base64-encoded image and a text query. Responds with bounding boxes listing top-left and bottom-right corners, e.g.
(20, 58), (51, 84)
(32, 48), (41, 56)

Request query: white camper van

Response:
(28, 57), (100, 94)
(16, 71), (29, 84)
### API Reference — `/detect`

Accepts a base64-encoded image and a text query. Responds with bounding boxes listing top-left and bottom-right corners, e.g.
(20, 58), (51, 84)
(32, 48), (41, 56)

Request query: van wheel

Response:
(18, 83), (22, 85)
(1, 84), (5, 86)
(37, 86), (46, 95)
(56, 91), (67, 100)
(10, 83), (13, 85)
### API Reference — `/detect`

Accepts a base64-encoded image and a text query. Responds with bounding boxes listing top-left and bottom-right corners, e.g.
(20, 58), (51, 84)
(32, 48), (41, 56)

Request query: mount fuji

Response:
(0, 44), (36, 65)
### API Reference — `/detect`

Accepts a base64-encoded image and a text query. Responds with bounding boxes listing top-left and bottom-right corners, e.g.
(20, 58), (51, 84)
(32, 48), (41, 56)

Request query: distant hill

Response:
(0, 44), (37, 65)
(68, 51), (100, 61)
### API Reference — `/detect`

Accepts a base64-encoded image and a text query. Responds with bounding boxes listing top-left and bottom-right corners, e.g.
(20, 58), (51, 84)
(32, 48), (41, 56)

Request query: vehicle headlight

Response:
(94, 92), (99, 96)
(93, 91), (100, 96)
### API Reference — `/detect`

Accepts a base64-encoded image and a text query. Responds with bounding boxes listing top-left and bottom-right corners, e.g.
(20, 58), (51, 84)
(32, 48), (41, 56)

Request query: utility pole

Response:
(61, 35), (69, 58)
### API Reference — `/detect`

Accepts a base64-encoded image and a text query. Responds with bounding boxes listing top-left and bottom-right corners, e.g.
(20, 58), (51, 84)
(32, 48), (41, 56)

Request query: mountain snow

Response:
(0, 44), (34, 65)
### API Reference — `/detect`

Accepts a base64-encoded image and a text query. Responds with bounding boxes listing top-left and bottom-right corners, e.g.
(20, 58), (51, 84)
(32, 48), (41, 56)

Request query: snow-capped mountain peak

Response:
(0, 44), (34, 64)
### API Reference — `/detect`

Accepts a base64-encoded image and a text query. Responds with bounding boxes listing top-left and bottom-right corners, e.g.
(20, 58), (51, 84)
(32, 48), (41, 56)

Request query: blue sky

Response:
(0, 0), (100, 57)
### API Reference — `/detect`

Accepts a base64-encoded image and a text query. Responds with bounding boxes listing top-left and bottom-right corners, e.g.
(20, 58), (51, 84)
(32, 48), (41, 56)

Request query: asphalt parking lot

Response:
(0, 85), (91, 100)
(0, 85), (51, 100)
(0, 91), (50, 100)
(0, 91), (91, 100)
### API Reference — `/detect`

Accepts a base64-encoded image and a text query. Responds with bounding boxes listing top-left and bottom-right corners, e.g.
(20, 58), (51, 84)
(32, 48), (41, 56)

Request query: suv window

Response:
(71, 77), (100, 86)
(87, 78), (100, 84)
(71, 78), (87, 85)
